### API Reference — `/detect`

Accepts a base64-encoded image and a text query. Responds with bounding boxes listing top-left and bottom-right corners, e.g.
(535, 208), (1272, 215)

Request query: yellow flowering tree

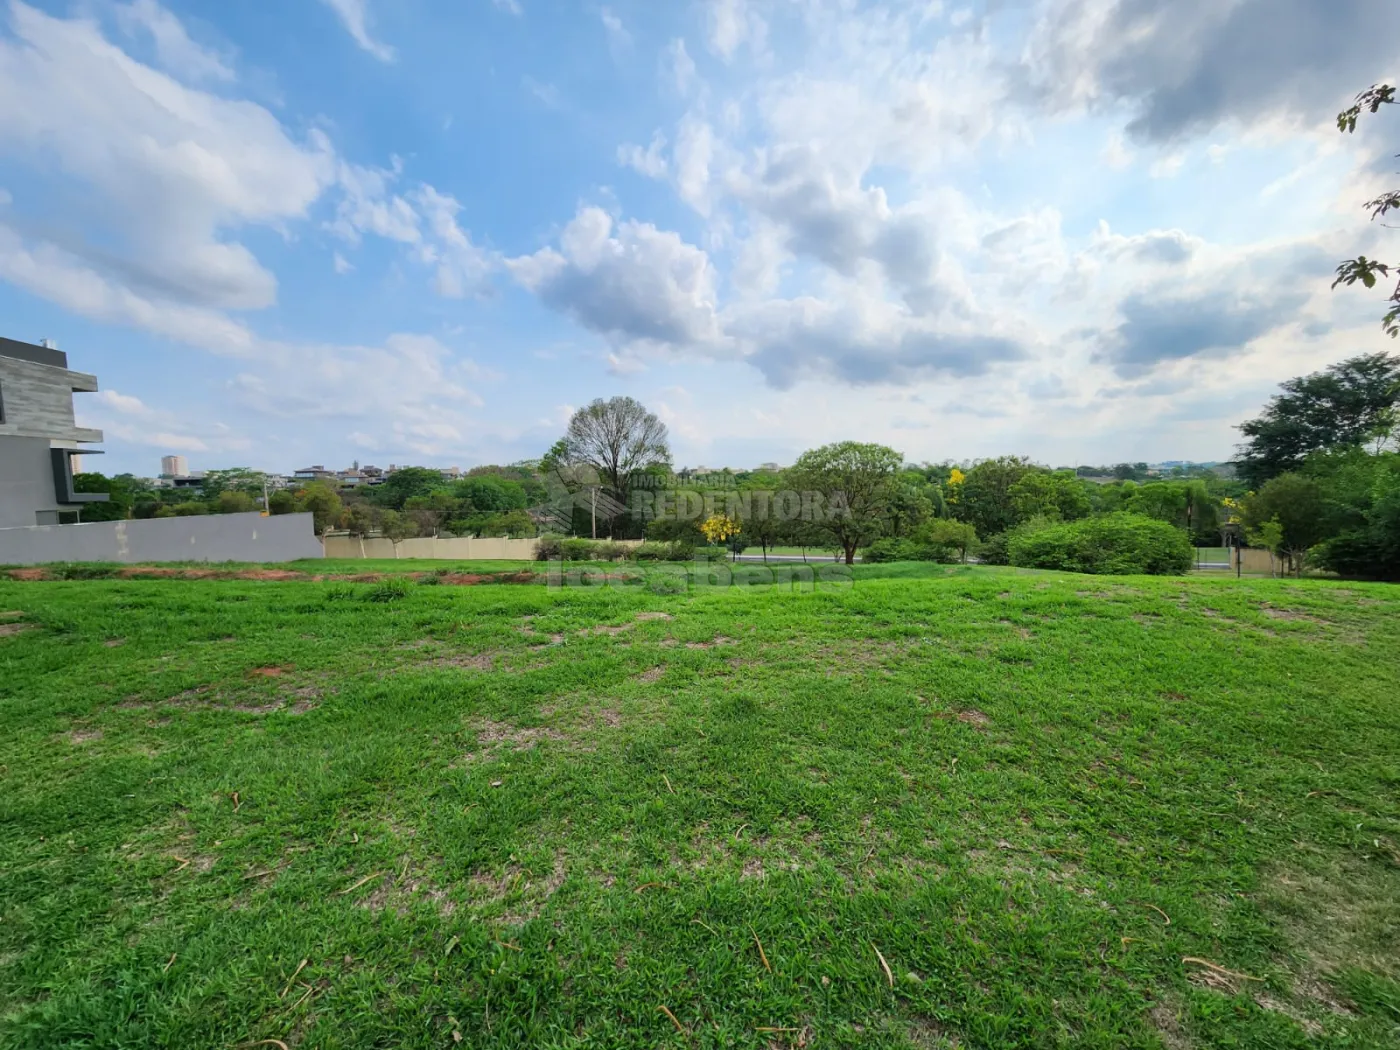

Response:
(946, 467), (966, 505)
(699, 514), (740, 544)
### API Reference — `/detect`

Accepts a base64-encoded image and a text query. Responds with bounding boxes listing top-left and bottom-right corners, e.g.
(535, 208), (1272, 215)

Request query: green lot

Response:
(1, 565), (1397, 1048)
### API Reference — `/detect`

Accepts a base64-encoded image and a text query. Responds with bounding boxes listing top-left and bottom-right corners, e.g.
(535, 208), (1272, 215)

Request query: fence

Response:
(0, 512), (323, 566)
(321, 534), (542, 560)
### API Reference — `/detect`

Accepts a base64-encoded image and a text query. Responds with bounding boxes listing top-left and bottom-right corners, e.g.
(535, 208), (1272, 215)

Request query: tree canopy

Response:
(1234, 352), (1400, 487)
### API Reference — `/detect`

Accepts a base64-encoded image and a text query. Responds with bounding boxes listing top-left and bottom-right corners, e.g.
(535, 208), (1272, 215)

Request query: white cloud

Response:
(600, 7), (631, 56)
(332, 252), (354, 274)
(706, 0), (766, 61)
(491, 0), (523, 14)
(663, 38), (698, 96)
(1101, 131), (1132, 170)
(94, 389), (154, 416)
(507, 206), (724, 351)
(618, 131), (668, 178)
(115, 0), (234, 83)
(329, 162), (494, 296)
(0, 2), (335, 312)
(318, 0), (395, 62)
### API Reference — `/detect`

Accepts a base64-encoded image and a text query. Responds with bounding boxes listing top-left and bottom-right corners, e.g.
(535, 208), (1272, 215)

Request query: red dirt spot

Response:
(7, 569), (47, 581)
(249, 665), (294, 678)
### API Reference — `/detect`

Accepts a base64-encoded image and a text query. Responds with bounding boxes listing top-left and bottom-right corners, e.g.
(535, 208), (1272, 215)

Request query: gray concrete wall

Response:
(0, 435), (65, 528)
(0, 512), (324, 565)
(0, 354), (102, 443)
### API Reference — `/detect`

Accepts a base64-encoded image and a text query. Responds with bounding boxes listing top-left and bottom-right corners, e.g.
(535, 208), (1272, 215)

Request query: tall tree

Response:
(1334, 85), (1400, 338)
(1241, 474), (1333, 576)
(560, 397), (671, 537)
(1235, 353), (1400, 487)
(787, 441), (902, 564)
(371, 467), (446, 510)
(951, 456), (1036, 538)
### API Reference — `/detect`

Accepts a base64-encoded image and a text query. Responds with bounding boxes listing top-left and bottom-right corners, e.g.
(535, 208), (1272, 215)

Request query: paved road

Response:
(725, 553), (859, 564)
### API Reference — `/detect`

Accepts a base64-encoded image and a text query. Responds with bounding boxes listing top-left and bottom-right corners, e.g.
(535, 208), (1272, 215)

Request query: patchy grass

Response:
(0, 567), (1397, 1048)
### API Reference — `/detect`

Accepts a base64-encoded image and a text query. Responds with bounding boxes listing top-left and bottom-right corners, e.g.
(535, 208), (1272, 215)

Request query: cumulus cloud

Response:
(727, 294), (1028, 388)
(706, 0), (766, 61)
(618, 132), (668, 178)
(115, 0), (234, 83)
(1089, 222), (1201, 265)
(736, 146), (945, 314)
(318, 0), (395, 62)
(330, 161), (494, 296)
(507, 206), (723, 349)
(1095, 288), (1307, 376)
(0, 1), (335, 312)
(1020, 0), (1400, 141)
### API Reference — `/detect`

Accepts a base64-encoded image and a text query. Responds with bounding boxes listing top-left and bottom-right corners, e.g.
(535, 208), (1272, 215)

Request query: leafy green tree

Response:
(1235, 353), (1400, 487)
(1334, 85), (1400, 337)
(216, 490), (257, 514)
(787, 441), (902, 564)
(296, 481), (343, 534)
(1309, 450), (1400, 579)
(268, 490), (297, 515)
(952, 456), (1035, 537)
(1009, 470), (1092, 522)
(72, 473), (131, 521)
(558, 396), (671, 538)
(1242, 473), (1333, 575)
(200, 468), (267, 504)
(372, 467), (446, 510)
(916, 519), (978, 563)
(885, 471), (939, 536)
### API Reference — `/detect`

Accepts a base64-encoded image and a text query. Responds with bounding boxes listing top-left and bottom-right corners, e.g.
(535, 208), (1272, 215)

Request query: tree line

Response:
(70, 350), (1399, 579)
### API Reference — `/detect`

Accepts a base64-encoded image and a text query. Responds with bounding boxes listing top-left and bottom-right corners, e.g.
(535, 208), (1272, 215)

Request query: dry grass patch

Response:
(0, 621), (33, 638)
(634, 666), (665, 684)
(460, 716), (568, 763)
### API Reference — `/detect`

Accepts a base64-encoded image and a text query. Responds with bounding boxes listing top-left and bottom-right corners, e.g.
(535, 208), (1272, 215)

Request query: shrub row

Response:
(860, 538), (957, 563)
(534, 536), (694, 562)
(1007, 513), (1191, 575)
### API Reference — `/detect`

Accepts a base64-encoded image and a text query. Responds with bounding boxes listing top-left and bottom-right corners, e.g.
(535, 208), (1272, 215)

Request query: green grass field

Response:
(1, 565), (1398, 1048)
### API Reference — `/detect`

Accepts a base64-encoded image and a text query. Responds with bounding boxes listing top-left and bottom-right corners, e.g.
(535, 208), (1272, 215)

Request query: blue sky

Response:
(0, 0), (1395, 476)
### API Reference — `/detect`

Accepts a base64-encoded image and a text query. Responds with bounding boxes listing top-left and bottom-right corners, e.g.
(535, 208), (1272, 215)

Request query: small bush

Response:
(977, 532), (1012, 565)
(632, 542), (671, 561)
(560, 538), (597, 561)
(535, 534), (565, 561)
(1008, 513), (1191, 575)
(860, 538), (955, 563)
(362, 577), (414, 603)
(323, 583), (358, 602)
(592, 542), (629, 562)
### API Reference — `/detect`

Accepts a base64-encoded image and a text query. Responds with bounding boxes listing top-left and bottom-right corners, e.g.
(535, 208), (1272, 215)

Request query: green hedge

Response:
(860, 538), (956, 563)
(1008, 513), (1191, 575)
(534, 536), (693, 562)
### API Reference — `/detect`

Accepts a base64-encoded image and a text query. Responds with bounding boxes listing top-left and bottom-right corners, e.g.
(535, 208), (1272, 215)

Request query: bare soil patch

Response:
(0, 622), (33, 637)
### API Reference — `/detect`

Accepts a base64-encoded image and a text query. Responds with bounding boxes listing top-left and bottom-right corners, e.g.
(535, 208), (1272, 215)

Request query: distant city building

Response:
(293, 465), (336, 481)
(160, 454), (188, 478)
(0, 337), (107, 527)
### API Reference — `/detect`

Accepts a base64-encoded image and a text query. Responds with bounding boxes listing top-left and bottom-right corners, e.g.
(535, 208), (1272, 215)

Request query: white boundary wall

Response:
(0, 512), (323, 565)
(322, 535), (541, 560)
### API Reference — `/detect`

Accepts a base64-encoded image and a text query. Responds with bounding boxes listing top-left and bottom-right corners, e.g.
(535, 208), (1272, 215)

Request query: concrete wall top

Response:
(0, 512), (324, 566)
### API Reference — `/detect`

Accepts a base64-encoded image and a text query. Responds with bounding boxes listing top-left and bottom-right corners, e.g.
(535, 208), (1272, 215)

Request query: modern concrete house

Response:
(0, 337), (107, 527)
